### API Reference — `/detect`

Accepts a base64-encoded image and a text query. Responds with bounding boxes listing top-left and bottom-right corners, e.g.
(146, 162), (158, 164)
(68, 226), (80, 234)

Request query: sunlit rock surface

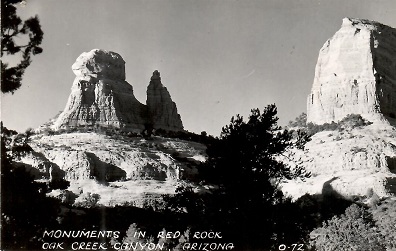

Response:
(307, 18), (396, 125)
(17, 133), (206, 206)
(53, 49), (183, 132)
(285, 18), (396, 199)
(147, 70), (184, 131)
(54, 49), (147, 131)
(282, 124), (396, 199)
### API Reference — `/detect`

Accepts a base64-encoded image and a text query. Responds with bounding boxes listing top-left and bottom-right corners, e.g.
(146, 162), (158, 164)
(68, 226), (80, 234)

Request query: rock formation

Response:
(147, 70), (183, 131)
(282, 124), (396, 198)
(284, 18), (396, 199)
(307, 18), (396, 125)
(17, 132), (206, 206)
(53, 49), (183, 132)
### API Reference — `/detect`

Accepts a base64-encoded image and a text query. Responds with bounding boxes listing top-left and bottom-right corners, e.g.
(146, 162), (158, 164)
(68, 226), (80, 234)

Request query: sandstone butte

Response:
(53, 49), (183, 132)
(307, 17), (396, 126)
(283, 18), (396, 199)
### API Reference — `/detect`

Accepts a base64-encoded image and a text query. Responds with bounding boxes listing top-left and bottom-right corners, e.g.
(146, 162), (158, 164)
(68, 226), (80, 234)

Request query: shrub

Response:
(370, 199), (396, 250)
(154, 128), (217, 145)
(55, 190), (77, 204)
(48, 178), (70, 190)
(288, 112), (307, 127)
(42, 127), (55, 136)
(310, 204), (385, 251)
(299, 114), (372, 136)
(350, 146), (367, 154)
(339, 114), (372, 128)
(74, 192), (100, 208)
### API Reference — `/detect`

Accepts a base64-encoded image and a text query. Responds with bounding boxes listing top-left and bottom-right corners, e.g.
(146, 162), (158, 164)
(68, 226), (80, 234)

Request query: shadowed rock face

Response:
(53, 49), (183, 132)
(307, 18), (396, 125)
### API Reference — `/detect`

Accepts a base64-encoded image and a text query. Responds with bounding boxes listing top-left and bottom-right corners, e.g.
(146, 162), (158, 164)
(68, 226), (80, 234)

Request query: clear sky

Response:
(1, 0), (395, 136)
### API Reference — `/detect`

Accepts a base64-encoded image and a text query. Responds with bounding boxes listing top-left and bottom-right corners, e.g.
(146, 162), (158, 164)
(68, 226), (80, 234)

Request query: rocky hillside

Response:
(15, 132), (206, 207)
(282, 122), (396, 199)
(283, 18), (396, 199)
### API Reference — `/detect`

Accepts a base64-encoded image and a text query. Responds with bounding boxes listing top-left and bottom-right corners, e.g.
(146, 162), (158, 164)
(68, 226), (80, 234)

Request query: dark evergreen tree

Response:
(1, 0), (43, 93)
(1, 125), (60, 250)
(165, 104), (311, 249)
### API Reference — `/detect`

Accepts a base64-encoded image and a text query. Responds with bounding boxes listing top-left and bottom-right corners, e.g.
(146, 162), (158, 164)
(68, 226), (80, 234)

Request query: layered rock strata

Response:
(17, 132), (206, 206)
(53, 49), (183, 132)
(147, 70), (183, 131)
(307, 18), (396, 125)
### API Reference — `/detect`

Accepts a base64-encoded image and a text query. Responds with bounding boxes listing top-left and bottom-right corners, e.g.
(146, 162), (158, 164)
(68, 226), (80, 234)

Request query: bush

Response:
(350, 146), (367, 154)
(154, 128), (217, 145)
(55, 190), (77, 204)
(74, 192), (100, 208)
(340, 114), (371, 127)
(310, 204), (385, 251)
(288, 112), (307, 127)
(42, 127), (55, 136)
(48, 178), (70, 190)
(370, 198), (396, 250)
(293, 114), (373, 136)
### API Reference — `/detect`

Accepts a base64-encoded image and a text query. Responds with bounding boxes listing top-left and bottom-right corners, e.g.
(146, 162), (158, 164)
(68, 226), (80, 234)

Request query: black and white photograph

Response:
(1, 0), (396, 250)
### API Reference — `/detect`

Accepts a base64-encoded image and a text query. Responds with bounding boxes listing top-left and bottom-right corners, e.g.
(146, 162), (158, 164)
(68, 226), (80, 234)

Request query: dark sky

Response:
(2, 0), (395, 135)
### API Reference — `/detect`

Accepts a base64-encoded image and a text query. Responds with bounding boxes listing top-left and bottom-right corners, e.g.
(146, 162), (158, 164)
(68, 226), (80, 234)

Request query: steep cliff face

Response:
(307, 18), (396, 125)
(53, 49), (183, 132)
(54, 49), (147, 131)
(147, 70), (184, 131)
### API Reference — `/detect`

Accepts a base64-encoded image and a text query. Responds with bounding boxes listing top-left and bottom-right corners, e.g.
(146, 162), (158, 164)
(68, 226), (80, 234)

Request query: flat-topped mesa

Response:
(147, 70), (184, 131)
(307, 18), (396, 125)
(53, 49), (183, 132)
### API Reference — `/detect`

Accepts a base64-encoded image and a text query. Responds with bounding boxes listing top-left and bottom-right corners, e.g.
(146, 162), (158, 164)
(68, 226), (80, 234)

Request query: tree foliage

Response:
(74, 192), (101, 208)
(289, 113), (372, 136)
(1, 125), (60, 250)
(1, 0), (43, 93)
(165, 104), (311, 249)
(288, 112), (307, 127)
(204, 105), (310, 186)
(370, 198), (396, 250)
(310, 204), (385, 251)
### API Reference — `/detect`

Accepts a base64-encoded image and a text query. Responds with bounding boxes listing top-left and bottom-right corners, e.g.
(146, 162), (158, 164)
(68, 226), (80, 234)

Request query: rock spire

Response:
(147, 70), (183, 131)
(307, 18), (396, 125)
(53, 49), (183, 132)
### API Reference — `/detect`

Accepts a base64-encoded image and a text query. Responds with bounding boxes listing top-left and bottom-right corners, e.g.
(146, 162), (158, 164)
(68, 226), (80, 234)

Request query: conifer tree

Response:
(1, 0), (43, 93)
(165, 104), (311, 249)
